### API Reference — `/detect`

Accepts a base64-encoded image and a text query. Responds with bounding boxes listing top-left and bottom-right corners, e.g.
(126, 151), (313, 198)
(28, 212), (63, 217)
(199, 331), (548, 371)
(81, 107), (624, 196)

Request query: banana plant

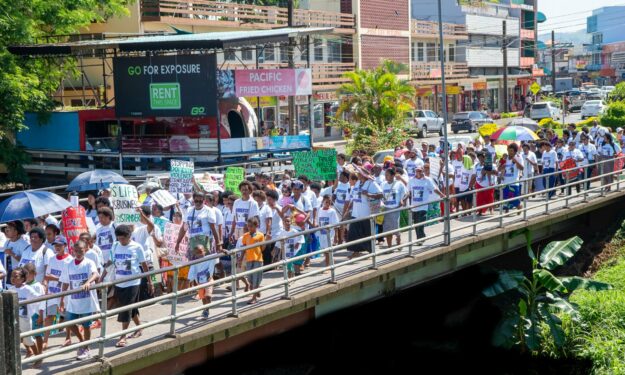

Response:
(483, 234), (612, 352)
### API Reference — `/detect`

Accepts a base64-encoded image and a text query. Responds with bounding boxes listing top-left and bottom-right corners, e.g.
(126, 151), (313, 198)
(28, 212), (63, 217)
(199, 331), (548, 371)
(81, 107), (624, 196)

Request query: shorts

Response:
(455, 188), (472, 203)
(197, 277), (214, 299)
(114, 285), (140, 323)
(65, 312), (94, 328)
(31, 314), (44, 338)
(246, 261), (263, 289)
(19, 316), (35, 346)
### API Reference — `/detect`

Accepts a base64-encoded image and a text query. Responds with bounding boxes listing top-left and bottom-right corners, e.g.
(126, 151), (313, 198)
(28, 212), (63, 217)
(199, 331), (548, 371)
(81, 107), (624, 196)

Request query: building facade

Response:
(586, 6), (625, 85)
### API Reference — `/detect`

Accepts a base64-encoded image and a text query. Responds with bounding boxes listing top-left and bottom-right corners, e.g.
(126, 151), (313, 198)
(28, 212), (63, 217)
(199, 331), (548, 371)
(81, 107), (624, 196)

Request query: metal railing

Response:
(10, 155), (625, 369)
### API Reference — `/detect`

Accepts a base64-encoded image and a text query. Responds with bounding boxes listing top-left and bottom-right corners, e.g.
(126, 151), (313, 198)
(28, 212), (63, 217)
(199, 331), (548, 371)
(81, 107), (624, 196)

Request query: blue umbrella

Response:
(0, 191), (72, 223)
(66, 170), (128, 192)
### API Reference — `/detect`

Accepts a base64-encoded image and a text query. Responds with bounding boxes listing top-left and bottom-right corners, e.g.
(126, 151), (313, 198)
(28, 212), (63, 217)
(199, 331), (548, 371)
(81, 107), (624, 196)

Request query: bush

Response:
(576, 117), (599, 128)
(600, 101), (625, 130)
(501, 112), (521, 119)
(331, 117), (408, 156)
(538, 117), (563, 129)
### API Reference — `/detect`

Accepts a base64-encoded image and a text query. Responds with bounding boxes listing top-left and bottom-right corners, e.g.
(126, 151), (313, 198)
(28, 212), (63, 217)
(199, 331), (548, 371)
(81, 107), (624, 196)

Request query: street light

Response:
(437, 0), (451, 245)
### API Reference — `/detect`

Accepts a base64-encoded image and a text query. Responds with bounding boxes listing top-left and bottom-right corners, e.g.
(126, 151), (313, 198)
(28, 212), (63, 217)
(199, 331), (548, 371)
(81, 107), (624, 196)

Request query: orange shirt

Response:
(242, 231), (265, 263)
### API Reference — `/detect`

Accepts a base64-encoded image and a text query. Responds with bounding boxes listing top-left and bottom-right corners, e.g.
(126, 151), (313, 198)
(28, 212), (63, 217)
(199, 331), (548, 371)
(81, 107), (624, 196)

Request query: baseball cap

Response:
(618, 127), (623, 133)
(52, 235), (67, 245)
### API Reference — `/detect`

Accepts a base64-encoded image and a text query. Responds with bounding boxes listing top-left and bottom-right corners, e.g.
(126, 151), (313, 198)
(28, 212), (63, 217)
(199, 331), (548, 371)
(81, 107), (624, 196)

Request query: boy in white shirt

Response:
(187, 244), (216, 319)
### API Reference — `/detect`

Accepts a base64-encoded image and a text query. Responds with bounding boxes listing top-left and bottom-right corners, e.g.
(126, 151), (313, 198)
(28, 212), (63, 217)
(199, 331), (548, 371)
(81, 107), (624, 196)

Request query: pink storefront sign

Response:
(234, 69), (312, 97)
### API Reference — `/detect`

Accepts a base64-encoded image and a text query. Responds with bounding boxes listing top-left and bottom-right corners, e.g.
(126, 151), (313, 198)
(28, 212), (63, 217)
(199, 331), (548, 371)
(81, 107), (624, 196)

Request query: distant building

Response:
(586, 6), (625, 84)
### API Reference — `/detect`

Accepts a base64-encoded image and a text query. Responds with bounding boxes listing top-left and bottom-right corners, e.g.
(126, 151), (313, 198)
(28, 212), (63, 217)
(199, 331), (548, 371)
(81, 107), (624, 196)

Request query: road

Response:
(319, 113), (583, 156)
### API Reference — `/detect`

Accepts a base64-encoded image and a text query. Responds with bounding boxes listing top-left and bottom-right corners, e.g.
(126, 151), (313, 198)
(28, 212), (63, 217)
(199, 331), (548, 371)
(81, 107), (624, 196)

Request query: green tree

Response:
(0, 0), (132, 183)
(608, 82), (625, 102)
(483, 234), (612, 353)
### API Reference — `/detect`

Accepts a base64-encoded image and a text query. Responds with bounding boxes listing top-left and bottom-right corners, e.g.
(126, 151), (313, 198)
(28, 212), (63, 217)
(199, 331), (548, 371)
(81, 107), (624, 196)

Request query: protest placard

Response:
(62, 206), (89, 249)
(293, 149), (337, 181)
(169, 160), (194, 193)
(151, 189), (178, 208)
(164, 222), (189, 266)
(224, 167), (245, 195)
(429, 156), (441, 181)
(110, 184), (141, 224)
(153, 216), (168, 235)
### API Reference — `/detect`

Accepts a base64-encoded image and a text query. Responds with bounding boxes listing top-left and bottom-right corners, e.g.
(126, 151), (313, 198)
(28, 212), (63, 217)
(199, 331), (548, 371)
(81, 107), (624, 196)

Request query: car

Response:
(529, 102), (561, 121)
(450, 111), (492, 134)
(405, 110), (444, 138)
(373, 149), (395, 164)
(439, 135), (474, 152)
(580, 100), (606, 119)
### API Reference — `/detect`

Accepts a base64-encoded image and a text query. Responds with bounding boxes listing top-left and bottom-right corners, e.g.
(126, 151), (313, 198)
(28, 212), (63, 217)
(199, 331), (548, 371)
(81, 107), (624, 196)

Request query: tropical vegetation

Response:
(600, 101), (625, 130)
(333, 60), (415, 154)
(483, 235), (612, 353)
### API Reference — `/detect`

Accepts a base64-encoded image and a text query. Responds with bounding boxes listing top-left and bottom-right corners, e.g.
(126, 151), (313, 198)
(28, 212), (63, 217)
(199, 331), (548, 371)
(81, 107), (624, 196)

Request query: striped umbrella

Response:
(490, 126), (539, 142)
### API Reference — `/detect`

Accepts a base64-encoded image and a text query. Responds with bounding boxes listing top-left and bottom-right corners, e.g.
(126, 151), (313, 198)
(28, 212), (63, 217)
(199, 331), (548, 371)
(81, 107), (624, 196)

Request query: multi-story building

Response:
(585, 6), (625, 85)
(411, 0), (539, 113)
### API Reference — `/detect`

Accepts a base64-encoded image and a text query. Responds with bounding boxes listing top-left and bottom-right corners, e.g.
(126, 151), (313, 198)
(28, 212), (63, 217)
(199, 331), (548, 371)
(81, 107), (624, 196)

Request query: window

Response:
(327, 40), (341, 62)
(417, 42), (424, 62)
(225, 50), (236, 61)
(592, 33), (603, 45)
(314, 39), (324, 61)
(300, 39), (309, 61)
(259, 46), (275, 62)
(242, 49), (253, 61)
(279, 45), (288, 63)
(448, 44), (455, 62)
(411, 43), (415, 62)
(426, 42), (436, 62)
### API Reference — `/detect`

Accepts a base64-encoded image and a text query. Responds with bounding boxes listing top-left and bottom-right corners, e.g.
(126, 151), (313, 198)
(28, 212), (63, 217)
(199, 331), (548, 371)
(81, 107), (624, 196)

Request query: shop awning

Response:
(8, 27), (333, 56)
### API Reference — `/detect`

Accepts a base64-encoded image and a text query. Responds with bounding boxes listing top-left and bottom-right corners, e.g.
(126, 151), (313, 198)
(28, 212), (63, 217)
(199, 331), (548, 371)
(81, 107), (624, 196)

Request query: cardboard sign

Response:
(62, 206), (89, 249)
(224, 167), (245, 195)
(293, 149), (338, 182)
(169, 160), (194, 193)
(151, 189), (178, 208)
(200, 182), (224, 193)
(559, 158), (582, 180)
(163, 222), (189, 266)
(429, 156), (441, 180)
(110, 184), (141, 224)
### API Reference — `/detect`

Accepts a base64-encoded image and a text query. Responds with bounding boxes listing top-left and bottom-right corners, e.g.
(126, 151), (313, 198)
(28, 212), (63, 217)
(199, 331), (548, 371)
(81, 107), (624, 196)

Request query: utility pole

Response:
(437, 0), (451, 246)
(502, 20), (509, 113)
(551, 30), (556, 94)
(287, 0), (297, 135)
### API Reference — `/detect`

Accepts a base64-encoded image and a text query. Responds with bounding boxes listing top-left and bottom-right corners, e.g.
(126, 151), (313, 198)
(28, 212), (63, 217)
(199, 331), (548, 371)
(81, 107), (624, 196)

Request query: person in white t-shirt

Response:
(381, 167), (407, 247)
(265, 190), (284, 263)
(187, 244), (217, 319)
(499, 143), (524, 213)
(333, 171), (352, 245)
(101, 225), (152, 348)
(403, 149), (425, 179)
(579, 134), (598, 190)
(274, 216), (305, 277)
(4, 220), (30, 280)
(541, 141), (559, 199)
(0, 259), (5, 289)
(562, 140), (584, 195)
(230, 181), (260, 242)
(60, 240), (99, 361)
(95, 207), (116, 283)
(176, 192), (221, 258)
(132, 207), (163, 302)
(43, 235), (73, 349)
(344, 168), (383, 258)
(253, 190), (273, 265)
(9, 267), (41, 359)
(315, 195), (339, 267)
(18, 227), (53, 283)
(404, 165), (444, 244)
(521, 143), (539, 195)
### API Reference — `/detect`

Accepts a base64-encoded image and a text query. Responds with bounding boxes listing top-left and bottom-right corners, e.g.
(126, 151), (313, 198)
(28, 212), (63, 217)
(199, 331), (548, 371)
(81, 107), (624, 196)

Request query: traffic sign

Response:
(530, 82), (541, 95)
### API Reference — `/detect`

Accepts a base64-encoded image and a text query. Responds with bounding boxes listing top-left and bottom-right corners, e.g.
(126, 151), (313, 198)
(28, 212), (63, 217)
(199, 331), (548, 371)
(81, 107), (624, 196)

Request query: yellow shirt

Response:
(242, 231), (265, 263)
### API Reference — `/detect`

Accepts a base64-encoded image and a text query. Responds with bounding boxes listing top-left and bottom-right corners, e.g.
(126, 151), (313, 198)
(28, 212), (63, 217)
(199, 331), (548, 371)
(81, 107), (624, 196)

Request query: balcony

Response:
(520, 28), (535, 40)
(411, 20), (468, 40)
(222, 62), (355, 91)
(140, 0), (355, 33)
(411, 62), (469, 80)
(520, 56), (535, 68)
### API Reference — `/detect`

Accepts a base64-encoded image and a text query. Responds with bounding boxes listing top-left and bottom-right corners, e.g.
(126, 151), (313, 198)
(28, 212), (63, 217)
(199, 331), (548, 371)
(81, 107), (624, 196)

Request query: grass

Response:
(566, 246), (625, 374)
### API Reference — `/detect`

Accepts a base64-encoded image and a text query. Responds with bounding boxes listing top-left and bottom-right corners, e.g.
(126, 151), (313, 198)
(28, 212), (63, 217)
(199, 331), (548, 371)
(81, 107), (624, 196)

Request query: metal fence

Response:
(7, 155), (625, 369)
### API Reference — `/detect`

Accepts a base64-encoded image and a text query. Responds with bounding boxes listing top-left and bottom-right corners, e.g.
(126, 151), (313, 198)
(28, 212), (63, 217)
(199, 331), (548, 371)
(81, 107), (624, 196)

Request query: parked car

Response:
(373, 149), (395, 164)
(580, 100), (606, 119)
(405, 110), (445, 138)
(451, 111), (492, 134)
(529, 102), (561, 121)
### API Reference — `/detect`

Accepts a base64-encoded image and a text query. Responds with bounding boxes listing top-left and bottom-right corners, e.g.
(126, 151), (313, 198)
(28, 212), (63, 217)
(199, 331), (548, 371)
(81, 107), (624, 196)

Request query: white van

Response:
(530, 102), (561, 120)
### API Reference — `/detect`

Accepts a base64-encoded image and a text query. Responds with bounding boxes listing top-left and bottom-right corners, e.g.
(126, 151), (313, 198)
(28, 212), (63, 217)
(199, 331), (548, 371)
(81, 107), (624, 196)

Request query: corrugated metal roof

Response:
(8, 27), (333, 56)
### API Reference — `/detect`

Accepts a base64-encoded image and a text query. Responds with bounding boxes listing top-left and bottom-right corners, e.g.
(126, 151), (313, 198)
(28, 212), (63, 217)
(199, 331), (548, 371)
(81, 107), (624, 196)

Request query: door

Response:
(427, 111), (439, 130)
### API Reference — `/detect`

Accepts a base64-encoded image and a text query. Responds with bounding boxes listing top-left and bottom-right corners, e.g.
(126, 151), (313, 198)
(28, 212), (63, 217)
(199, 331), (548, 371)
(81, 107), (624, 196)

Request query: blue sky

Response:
(539, 0), (625, 32)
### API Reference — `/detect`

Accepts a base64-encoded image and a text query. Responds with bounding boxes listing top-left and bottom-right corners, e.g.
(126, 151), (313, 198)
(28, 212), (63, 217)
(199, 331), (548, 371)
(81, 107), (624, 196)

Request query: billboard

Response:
(113, 54), (217, 117)
(217, 68), (312, 98)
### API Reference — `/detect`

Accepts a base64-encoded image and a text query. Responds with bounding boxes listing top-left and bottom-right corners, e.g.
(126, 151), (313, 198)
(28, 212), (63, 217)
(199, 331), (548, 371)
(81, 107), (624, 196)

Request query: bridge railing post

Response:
(499, 186), (504, 228)
(472, 190), (477, 236)
(168, 268), (179, 336)
(565, 172), (570, 207)
(229, 254), (239, 317)
(407, 207), (414, 257)
(370, 217), (377, 269)
(1, 291), (21, 375)
(282, 240), (290, 299)
(545, 172), (550, 214)
(325, 231), (336, 283)
(444, 197), (451, 245)
(98, 285), (108, 358)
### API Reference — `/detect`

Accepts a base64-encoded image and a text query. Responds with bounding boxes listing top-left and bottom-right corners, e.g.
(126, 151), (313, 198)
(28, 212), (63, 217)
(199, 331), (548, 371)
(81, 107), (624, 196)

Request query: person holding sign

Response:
(403, 165), (444, 244)
(561, 140), (584, 196)
(230, 181), (259, 243)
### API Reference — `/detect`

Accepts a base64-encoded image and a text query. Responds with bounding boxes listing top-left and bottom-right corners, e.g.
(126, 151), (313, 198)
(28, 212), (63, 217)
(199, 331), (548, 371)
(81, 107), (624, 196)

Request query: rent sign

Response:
(113, 54), (217, 117)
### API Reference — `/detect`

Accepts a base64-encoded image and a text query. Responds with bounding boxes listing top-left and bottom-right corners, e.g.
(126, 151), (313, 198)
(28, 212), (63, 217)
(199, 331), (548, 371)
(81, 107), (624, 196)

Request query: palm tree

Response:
(337, 60), (415, 130)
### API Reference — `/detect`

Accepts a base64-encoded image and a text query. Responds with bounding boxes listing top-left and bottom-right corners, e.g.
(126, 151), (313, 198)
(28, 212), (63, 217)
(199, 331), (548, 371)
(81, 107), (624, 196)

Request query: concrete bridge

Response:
(14, 177), (625, 375)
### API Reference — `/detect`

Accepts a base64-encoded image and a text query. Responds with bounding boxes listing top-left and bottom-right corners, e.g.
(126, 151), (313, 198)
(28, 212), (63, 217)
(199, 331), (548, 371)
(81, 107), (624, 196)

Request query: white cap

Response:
(618, 127), (623, 133)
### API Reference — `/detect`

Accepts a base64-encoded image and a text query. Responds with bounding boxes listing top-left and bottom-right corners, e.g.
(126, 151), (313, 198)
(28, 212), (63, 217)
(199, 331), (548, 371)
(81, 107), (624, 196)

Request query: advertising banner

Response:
(113, 54), (217, 117)
(217, 69), (312, 98)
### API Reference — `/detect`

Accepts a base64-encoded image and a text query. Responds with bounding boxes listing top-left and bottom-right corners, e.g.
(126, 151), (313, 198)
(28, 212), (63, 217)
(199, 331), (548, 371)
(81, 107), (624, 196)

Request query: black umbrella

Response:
(506, 118), (539, 132)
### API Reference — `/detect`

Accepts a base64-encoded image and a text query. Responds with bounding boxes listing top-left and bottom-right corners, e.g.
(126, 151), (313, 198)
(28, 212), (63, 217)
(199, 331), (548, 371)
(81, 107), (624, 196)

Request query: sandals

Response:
(128, 329), (143, 339)
(62, 339), (72, 347)
(115, 338), (127, 347)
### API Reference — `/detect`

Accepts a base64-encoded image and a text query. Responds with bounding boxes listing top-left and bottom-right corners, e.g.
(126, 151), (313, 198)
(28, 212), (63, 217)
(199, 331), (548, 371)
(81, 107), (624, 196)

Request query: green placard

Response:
(224, 167), (245, 195)
(150, 83), (181, 109)
(293, 149), (337, 182)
